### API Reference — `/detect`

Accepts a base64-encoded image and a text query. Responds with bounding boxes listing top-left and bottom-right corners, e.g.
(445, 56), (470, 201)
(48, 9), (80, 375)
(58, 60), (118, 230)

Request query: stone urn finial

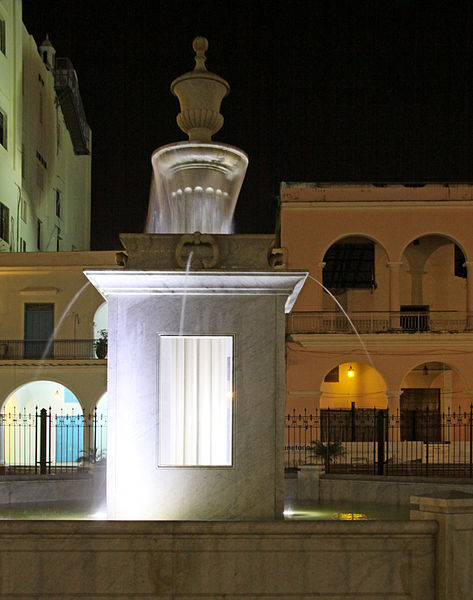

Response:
(171, 37), (230, 142)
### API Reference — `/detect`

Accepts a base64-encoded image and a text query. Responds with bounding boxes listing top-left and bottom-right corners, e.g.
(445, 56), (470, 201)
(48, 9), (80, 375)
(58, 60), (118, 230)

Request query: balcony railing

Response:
(287, 311), (473, 334)
(0, 339), (102, 360)
(54, 57), (90, 155)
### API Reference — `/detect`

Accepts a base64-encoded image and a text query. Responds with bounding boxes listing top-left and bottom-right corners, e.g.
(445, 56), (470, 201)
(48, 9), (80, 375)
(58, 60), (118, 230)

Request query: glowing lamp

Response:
(347, 365), (355, 378)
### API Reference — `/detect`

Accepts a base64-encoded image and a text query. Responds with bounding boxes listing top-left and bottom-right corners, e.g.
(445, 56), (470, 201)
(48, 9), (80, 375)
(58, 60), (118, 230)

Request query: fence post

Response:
(350, 401), (356, 442)
(376, 409), (385, 475)
(93, 407), (97, 460)
(425, 406), (429, 476)
(326, 408), (331, 473)
(34, 406), (38, 474)
(470, 404), (473, 477)
(39, 408), (47, 475)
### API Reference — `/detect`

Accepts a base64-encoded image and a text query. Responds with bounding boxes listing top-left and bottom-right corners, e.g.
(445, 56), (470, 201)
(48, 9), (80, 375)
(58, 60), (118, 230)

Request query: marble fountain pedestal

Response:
(86, 233), (306, 520)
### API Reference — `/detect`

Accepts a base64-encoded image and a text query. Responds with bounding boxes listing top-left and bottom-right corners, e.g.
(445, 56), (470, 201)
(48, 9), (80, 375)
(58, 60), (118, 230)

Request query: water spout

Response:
(307, 275), (376, 370)
(179, 251), (194, 336)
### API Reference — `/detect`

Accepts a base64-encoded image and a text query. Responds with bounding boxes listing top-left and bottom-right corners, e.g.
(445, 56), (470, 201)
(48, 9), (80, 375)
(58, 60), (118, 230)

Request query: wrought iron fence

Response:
(285, 406), (473, 477)
(286, 311), (473, 334)
(0, 408), (107, 475)
(0, 339), (101, 360)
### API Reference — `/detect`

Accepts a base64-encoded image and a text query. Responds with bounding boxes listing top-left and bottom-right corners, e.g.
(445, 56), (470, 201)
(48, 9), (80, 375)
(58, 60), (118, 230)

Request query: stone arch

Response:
(2, 380), (83, 415)
(1, 380), (88, 469)
(399, 232), (469, 263)
(320, 235), (390, 312)
(400, 361), (470, 413)
(93, 301), (108, 339)
(320, 233), (390, 264)
(1, 376), (86, 414)
(320, 361), (388, 410)
(399, 234), (467, 315)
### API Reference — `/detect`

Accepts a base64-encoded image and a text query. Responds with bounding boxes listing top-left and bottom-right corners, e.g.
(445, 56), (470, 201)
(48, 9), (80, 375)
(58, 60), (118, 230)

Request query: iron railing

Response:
(287, 311), (473, 334)
(0, 408), (107, 474)
(285, 406), (473, 477)
(0, 339), (103, 360)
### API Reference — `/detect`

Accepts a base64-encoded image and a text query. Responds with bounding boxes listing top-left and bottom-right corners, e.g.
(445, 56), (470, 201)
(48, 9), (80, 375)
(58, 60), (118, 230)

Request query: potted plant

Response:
(76, 449), (106, 471)
(309, 440), (347, 471)
(94, 329), (108, 359)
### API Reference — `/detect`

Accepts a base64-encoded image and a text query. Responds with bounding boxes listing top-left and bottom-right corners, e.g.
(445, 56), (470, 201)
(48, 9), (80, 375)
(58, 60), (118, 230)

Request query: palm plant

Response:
(309, 440), (346, 470)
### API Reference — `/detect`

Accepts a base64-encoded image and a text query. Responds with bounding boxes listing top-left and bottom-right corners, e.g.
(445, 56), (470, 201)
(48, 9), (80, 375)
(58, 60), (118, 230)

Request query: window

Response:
(455, 245), (467, 278)
(0, 108), (6, 149)
(0, 202), (9, 243)
(55, 189), (61, 218)
(0, 19), (5, 55)
(400, 388), (440, 441)
(37, 219), (42, 250)
(20, 198), (27, 222)
(159, 335), (233, 466)
(56, 118), (61, 155)
(323, 242), (375, 290)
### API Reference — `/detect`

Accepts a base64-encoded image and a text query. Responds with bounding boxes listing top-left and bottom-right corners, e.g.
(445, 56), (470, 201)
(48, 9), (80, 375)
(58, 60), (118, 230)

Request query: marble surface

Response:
(0, 519), (436, 598)
(117, 233), (279, 270)
(316, 475), (473, 506)
(0, 475), (95, 504)
(86, 234), (307, 521)
(103, 291), (290, 520)
(411, 492), (473, 600)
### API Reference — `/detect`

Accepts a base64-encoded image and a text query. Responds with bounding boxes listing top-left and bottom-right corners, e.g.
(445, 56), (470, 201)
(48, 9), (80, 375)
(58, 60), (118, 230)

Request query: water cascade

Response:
(145, 37), (248, 234)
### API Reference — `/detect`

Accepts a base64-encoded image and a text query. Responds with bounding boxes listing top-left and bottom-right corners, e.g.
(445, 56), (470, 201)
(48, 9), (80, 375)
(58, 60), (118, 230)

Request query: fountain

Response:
(85, 38), (306, 520)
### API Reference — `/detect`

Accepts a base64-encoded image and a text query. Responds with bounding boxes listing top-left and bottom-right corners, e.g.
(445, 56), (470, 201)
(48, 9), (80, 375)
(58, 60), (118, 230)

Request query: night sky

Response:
(22, 1), (473, 250)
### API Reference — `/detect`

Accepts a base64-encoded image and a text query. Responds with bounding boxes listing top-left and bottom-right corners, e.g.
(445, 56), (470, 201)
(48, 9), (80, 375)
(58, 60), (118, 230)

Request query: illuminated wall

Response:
(86, 264), (305, 520)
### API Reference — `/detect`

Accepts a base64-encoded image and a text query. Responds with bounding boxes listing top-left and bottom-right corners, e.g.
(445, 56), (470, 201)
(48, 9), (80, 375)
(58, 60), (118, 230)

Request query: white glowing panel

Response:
(159, 335), (233, 466)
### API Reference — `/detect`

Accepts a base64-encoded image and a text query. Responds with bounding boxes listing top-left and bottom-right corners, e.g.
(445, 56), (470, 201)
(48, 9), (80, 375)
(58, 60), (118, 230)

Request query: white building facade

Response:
(0, 0), (91, 254)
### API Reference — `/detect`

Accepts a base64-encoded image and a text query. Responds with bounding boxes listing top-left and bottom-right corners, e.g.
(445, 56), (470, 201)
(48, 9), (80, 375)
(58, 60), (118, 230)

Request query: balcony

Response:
(54, 58), (90, 155)
(286, 311), (473, 334)
(0, 339), (102, 361)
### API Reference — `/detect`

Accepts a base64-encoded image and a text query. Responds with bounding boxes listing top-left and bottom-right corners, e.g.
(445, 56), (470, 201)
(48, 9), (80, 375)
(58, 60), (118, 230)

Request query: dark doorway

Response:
(24, 303), (54, 358)
(400, 388), (441, 441)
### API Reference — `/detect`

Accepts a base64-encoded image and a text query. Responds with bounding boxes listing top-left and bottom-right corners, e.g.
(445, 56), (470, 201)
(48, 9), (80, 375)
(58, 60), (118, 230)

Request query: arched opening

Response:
(1, 381), (100, 473)
(321, 361), (387, 410)
(321, 235), (389, 317)
(400, 362), (469, 442)
(319, 361), (387, 443)
(93, 302), (108, 359)
(400, 235), (467, 331)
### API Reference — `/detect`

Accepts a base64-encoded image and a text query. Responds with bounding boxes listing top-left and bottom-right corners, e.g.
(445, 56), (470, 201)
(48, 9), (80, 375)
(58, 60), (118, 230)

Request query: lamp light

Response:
(347, 365), (355, 378)
(53, 389), (60, 401)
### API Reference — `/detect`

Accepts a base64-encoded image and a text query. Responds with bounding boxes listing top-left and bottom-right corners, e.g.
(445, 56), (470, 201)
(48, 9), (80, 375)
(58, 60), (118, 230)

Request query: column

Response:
(387, 261), (402, 329)
(464, 261), (473, 330)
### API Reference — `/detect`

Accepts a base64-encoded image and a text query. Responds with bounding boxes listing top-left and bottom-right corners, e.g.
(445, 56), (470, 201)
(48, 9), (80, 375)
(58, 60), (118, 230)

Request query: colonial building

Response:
(282, 182), (473, 425)
(0, 0), (91, 254)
